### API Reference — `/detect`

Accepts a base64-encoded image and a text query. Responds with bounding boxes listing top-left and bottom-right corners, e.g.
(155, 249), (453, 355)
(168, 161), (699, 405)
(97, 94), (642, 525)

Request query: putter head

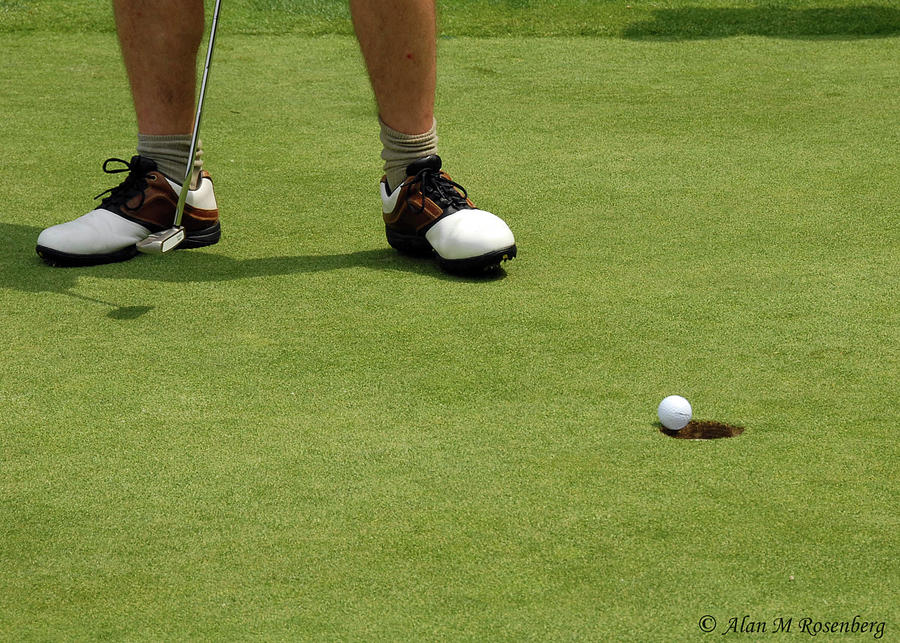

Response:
(136, 227), (186, 254)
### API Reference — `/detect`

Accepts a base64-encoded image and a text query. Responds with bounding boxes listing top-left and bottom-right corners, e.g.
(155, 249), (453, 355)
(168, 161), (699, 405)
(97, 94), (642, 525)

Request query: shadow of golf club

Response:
(1, 221), (152, 318)
(64, 292), (155, 319)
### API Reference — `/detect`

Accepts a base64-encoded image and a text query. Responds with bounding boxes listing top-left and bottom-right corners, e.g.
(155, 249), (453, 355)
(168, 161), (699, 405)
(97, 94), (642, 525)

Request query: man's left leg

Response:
(350, 0), (516, 273)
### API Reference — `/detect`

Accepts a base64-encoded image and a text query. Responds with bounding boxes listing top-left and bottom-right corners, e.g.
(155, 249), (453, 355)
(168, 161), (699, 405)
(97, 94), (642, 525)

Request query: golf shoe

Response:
(381, 155), (516, 273)
(36, 156), (220, 266)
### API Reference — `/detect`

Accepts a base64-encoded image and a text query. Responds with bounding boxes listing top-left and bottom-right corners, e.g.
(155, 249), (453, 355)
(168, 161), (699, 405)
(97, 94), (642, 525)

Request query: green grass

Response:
(2, 2), (899, 640)
(2, 0), (899, 37)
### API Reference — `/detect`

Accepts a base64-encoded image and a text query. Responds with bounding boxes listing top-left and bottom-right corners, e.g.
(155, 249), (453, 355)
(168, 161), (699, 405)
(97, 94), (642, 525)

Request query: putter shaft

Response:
(138, 0), (222, 255)
(175, 0), (222, 228)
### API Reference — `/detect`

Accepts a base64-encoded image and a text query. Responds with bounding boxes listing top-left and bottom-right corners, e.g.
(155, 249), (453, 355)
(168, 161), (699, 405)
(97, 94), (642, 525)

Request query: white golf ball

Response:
(658, 395), (692, 431)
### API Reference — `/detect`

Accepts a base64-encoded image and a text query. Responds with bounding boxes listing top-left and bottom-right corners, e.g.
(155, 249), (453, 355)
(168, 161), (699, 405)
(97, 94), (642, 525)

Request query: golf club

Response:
(137, 0), (223, 255)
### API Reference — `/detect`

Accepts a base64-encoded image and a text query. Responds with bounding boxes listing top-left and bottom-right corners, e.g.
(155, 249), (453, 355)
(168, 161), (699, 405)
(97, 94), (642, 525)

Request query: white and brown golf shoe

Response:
(381, 155), (516, 274)
(36, 155), (220, 267)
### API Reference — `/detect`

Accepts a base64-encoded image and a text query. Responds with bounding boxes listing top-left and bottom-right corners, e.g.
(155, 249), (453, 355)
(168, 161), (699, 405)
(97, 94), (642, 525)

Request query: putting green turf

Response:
(3, 0), (900, 37)
(1, 4), (899, 640)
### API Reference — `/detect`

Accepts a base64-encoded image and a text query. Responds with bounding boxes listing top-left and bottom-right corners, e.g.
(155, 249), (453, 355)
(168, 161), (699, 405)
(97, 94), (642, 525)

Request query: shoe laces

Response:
(93, 156), (155, 212)
(407, 166), (469, 215)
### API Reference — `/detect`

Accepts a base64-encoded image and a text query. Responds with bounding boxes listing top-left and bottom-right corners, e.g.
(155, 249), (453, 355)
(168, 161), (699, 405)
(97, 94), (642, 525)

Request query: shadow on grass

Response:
(623, 5), (900, 40)
(1, 221), (506, 318)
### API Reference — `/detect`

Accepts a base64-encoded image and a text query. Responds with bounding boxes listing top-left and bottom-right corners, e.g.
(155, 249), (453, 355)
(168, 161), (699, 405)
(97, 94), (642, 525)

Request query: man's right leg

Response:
(36, 0), (220, 267)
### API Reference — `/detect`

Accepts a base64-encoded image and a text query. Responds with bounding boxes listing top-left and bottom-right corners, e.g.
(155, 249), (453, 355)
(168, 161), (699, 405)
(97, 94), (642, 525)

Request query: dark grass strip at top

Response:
(622, 5), (900, 40)
(2, 0), (898, 38)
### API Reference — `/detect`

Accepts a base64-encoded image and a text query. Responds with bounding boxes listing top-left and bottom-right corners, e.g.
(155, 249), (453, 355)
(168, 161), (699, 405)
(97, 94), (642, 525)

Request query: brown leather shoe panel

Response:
(384, 175), (471, 235)
(183, 206), (220, 231)
(122, 173), (218, 229)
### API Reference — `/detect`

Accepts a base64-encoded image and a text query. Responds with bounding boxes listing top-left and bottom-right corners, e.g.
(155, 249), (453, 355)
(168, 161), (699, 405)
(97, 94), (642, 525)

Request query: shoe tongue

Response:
(130, 155), (159, 173)
(405, 154), (442, 176)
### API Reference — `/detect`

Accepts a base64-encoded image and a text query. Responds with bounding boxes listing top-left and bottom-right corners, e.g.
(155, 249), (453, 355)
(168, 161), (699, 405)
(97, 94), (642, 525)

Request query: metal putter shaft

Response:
(137, 0), (223, 255)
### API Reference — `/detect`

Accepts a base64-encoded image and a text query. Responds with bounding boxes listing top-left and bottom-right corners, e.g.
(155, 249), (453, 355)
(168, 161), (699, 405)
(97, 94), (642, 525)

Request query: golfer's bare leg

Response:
(350, 0), (436, 135)
(113, 0), (204, 135)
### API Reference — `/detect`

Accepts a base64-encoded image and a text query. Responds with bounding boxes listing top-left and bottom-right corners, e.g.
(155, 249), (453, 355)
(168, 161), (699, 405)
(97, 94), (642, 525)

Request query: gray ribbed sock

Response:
(379, 118), (438, 192)
(136, 134), (204, 188)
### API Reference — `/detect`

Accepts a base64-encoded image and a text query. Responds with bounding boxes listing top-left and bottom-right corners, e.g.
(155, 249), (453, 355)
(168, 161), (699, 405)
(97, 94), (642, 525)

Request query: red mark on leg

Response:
(405, 53), (414, 60)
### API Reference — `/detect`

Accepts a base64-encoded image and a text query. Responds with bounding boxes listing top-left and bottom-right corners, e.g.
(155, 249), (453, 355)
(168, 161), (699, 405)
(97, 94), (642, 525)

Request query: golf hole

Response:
(661, 420), (745, 440)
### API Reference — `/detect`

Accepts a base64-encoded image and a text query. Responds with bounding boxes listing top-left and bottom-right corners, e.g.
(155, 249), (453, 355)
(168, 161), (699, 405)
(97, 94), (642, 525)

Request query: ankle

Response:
(379, 118), (438, 191)
(136, 134), (204, 187)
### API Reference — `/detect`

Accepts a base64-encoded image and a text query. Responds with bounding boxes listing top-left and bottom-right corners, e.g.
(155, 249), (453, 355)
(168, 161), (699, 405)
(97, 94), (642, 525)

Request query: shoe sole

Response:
(386, 227), (517, 274)
(36, 221), (221, 267)
(180, 221), (221, 249)
(439, 245), (517, 274)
